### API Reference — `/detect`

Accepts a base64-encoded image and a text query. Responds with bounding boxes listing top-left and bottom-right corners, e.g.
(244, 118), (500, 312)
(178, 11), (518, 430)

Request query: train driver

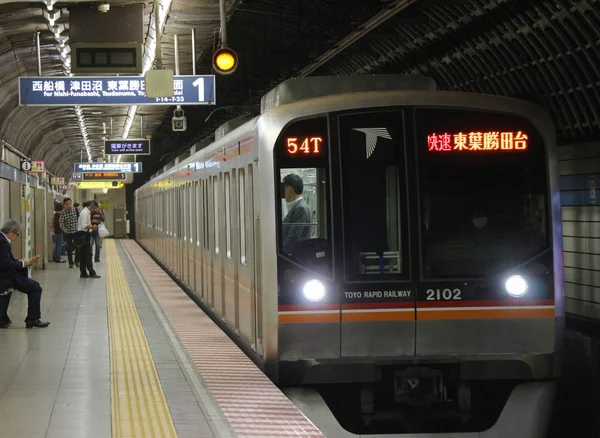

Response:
(281, 173), (312, 255)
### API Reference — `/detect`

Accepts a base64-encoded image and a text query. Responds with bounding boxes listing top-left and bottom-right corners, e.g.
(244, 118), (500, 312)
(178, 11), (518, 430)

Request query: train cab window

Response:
(279, 167), (329, 254)
(275, 116), (332, 277)
(338, 110), (409, 280)
(416, 109), (549, 278)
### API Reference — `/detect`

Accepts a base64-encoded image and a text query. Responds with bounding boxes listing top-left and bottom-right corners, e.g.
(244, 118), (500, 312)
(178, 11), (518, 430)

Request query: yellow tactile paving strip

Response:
(106, 239), (178, 438)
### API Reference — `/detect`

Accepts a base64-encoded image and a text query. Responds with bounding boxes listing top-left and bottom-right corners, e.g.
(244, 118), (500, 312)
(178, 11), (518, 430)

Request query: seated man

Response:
(0, 219), (50, 328)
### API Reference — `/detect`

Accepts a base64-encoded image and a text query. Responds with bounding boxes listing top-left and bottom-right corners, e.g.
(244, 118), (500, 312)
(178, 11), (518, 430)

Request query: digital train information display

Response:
(427, 131), (529, 152)
(278, 117), (328, 161)
(284, 136), (324, 156)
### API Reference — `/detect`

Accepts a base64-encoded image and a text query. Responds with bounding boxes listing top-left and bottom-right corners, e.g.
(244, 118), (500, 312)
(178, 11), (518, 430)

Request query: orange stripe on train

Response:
(417, 307), (555, 320)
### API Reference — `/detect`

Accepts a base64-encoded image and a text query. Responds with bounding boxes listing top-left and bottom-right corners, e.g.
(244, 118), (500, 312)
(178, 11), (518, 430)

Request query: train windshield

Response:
(338, 110), (409, 280)
(416, 109), (549, 278)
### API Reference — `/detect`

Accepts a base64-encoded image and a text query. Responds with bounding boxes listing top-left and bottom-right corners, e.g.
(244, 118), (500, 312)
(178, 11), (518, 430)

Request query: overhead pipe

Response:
(174, 34), (183, 114)
(191, 28), (196, 75)
(294, 0), (419, 78)
(174, 34), (180, 75)
(219, 0), (227, 47)
(35, 31), (42, 75)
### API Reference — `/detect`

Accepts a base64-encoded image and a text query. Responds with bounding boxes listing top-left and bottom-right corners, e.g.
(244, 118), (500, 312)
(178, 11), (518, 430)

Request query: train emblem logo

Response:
(353, 128), (392, 159)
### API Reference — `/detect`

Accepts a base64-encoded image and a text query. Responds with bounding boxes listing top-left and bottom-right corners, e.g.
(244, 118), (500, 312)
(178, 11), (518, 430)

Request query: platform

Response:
(0, 239), (323, 438)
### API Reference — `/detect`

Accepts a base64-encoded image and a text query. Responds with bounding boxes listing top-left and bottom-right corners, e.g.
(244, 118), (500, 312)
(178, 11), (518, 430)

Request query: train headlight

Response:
(505, 275), (528, 297)
(303, 280), (326, 302)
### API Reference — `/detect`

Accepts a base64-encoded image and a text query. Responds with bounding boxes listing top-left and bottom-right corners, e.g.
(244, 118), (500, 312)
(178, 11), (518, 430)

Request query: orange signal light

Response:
(213, 47), (238, 75)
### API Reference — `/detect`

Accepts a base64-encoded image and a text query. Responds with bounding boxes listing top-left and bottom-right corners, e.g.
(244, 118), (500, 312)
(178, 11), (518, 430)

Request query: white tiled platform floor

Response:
(0, 244), (231, 438)
(0, 261), (110, 438)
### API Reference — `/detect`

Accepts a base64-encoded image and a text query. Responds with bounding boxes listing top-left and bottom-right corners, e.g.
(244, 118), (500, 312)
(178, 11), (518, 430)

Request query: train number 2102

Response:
(426, 288), (462, 301)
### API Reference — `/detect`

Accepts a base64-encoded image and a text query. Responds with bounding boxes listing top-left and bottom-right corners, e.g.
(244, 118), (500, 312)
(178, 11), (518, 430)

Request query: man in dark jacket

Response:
(281, 173), (312, 255)
(0, 219), (50, 328)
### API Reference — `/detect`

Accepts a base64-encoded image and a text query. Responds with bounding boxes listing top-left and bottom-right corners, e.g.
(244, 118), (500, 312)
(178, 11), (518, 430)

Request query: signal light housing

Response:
(213, 47), (238, 75)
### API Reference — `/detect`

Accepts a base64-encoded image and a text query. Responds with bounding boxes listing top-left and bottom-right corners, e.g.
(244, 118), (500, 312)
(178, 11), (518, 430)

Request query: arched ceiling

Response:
(0, 0), (233, 178)
(141, 0), (600, 183)
(1, 0), (599, 181)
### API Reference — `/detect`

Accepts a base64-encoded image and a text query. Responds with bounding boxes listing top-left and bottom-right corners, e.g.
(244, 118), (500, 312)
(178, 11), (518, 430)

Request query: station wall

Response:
(559, 141), (600, 321)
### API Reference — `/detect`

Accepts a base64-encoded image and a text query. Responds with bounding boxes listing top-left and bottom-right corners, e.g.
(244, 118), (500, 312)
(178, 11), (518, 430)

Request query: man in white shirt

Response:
(77, 201), (101, 279)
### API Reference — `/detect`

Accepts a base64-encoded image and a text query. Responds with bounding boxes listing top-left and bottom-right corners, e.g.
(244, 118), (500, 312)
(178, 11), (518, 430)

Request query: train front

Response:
(268, 91), (562, 434)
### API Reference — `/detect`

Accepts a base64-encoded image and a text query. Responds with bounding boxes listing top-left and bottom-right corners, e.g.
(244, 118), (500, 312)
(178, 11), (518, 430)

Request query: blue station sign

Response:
(105, 139), (150, 156)
(19, 75), (215, 106)
(74, 162), (143, 173)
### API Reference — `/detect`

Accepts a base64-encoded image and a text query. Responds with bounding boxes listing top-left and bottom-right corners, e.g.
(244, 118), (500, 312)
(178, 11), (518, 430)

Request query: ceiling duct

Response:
(69, 4), (144, 73)
(215, 118), (250, 140)
(260, 75), (436, 113)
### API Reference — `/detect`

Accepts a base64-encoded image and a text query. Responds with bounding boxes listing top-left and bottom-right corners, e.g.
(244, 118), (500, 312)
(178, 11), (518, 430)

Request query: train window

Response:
(225, 172), (232, 259)
(279, 167), (329, 256)
(213, 176), (219, 255)
(416, 109), (548, 278)
(239, 168), (247, 265)
(338, 110), (409, 279)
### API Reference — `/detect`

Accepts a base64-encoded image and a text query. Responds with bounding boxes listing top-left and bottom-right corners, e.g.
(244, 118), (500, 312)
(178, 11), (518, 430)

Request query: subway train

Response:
(135, 75), (563, 435)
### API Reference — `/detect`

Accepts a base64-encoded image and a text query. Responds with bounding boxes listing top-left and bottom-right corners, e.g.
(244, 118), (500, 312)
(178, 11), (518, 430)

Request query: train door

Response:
(210, 175), (222, 314)
(216, 173), (225, 320)
(166, 188), (172, 270)
(161, 190), (166, 262)
(237, 167), (251, 345)
(246, 161), (264, 356)
(223, 171), (238, 329)
(176, 185), (182, 277)
(194, 180), (203, 300)
(203, 179), (213, 307)
(177, 185), (184, 280)
(337, 110), (415, 358)
(188, 181), (196, 295)
(182, 183), (189, 287)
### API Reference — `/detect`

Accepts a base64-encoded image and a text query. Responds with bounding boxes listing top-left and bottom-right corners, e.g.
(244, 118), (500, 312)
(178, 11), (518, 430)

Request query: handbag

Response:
(98, 223), (109, 238)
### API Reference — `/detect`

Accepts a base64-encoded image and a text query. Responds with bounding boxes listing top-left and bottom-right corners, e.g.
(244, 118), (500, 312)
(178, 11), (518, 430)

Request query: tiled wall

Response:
(559, 141), (600, 321)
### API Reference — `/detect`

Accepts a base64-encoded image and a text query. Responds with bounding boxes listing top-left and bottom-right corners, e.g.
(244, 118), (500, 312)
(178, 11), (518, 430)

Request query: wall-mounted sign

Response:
(20, 160), (45, 173)
(77, 181), (124, 189)
(427, 131), (529, 152)
(104, 139), (150, 155)
(19, 75), (215, 106)
(74, 162), (142, 173)
(51, 177), (65, 185)
(82, 172), (126, 181)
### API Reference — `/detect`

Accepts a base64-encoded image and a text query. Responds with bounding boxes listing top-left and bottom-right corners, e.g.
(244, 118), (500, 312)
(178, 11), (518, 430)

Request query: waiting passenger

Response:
(0, 219), (50, 328)
(52, 203), (65, 263)
(281, 173), (312, 255)
(60, 198), (80, 268)
(90, 207), (104, 262)
(77, 201), (101, 279)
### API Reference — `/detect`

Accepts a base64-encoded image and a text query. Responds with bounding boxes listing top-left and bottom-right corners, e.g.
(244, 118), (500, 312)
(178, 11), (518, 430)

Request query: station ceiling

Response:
(0, 0), (598, 181)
